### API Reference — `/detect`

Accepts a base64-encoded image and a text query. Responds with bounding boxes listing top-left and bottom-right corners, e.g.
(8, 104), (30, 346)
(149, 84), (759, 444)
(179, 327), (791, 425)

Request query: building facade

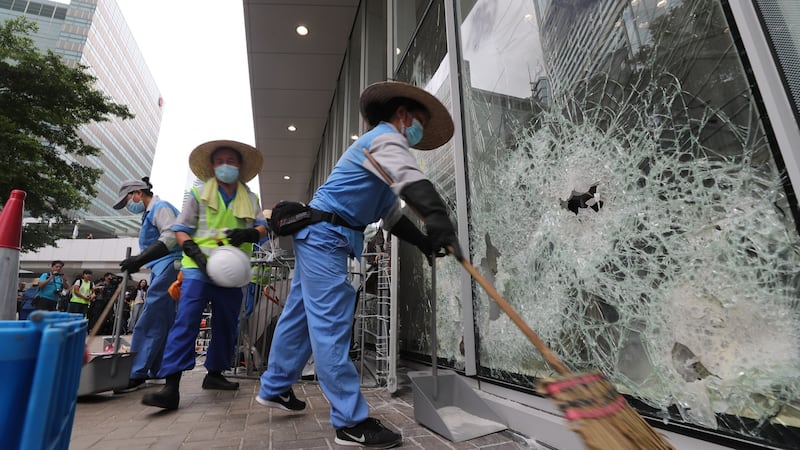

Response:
(248, 1), (800, 448)
(1, 0), (162, 237)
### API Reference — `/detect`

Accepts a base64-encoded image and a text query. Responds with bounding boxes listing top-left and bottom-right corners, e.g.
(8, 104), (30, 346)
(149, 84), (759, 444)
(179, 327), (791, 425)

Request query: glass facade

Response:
(307, 0), (800, 447)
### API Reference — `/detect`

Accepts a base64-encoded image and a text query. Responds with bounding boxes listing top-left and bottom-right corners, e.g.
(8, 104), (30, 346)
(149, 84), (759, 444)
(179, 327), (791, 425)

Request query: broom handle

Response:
(87, 247), (131, 340)
(448, 246), (570, 375)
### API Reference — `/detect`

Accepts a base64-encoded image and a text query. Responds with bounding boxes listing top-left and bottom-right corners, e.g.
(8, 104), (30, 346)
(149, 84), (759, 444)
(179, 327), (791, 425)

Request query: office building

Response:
(1, 0), (162, 237)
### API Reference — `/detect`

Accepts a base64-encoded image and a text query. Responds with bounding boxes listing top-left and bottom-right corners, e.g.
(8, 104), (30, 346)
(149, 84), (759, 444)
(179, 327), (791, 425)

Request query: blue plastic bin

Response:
(0, 311), (87, 450)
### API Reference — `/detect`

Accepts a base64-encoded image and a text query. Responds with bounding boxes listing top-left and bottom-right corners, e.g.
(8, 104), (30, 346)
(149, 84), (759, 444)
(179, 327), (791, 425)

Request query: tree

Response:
(0, 17), (133, 252)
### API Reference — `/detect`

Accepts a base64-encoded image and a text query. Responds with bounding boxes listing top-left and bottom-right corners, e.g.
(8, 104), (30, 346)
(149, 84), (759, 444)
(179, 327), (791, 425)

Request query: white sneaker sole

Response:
(333, 436), (402, 448)
(255, 395), (294, 411)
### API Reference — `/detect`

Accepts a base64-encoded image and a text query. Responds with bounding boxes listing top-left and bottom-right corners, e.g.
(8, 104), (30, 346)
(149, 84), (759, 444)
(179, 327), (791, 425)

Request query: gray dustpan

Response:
(408, 257), (507, 442)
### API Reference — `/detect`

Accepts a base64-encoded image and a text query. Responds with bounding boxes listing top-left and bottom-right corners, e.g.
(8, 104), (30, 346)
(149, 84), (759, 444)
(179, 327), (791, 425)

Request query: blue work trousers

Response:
(259, 223), (368, 428)
(129, 260), (178, 379)
(158, 277), (243, 376)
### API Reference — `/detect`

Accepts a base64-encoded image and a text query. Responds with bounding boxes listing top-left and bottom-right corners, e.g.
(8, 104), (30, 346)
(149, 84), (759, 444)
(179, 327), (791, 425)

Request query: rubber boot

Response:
(142, 372), (181, 410)
(202, 371), (239, 390)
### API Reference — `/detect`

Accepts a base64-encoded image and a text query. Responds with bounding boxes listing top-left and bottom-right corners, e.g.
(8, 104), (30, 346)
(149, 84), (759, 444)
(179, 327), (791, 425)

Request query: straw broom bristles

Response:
(539, 373), (673, 450)
(450, 248), (674, 450)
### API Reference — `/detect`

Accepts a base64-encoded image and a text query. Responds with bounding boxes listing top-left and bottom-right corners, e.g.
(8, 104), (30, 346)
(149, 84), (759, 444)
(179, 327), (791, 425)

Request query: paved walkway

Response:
(69, 366), (530, 449)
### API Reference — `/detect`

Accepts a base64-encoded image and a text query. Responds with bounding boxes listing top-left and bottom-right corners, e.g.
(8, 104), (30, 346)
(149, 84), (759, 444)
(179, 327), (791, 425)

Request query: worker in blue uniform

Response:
(110, 177), (182, 393)
(257, 81), (463, 449)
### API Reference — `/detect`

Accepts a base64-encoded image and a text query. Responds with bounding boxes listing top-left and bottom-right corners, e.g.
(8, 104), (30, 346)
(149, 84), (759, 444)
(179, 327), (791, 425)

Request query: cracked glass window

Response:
(393, 0), (467, 370)
(457, 0), (800, 447)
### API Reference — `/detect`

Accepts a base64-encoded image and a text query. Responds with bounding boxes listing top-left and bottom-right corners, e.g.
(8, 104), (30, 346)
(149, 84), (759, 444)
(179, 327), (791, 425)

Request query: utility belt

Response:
(269, 201), (365, 236)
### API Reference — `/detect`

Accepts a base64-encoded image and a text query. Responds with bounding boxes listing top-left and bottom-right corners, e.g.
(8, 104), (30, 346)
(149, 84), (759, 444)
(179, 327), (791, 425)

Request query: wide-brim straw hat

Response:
(359, 81), (454, 150)
(189, 140), (263, 182)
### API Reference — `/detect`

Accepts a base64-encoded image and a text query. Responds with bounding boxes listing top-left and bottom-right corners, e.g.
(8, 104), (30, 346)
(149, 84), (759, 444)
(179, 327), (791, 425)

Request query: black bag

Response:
(269, 201), (313, 236)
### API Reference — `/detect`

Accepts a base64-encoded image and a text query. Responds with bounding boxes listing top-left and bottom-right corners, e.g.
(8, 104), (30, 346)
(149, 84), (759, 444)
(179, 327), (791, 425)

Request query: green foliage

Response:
(0, 18), (133, 252)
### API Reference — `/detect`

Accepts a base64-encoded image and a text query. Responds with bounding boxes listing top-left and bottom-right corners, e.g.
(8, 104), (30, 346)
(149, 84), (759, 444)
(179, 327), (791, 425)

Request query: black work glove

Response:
(400, 180), (463, 260)
(182, 239), (208, 275)
(225, 228), (261, 247)
(389, 215), (432, 256)
(120, 241), (170, 273)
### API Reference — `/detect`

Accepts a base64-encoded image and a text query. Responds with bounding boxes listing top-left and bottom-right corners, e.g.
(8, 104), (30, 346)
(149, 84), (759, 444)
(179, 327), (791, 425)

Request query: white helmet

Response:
(206, 245), (253, 287)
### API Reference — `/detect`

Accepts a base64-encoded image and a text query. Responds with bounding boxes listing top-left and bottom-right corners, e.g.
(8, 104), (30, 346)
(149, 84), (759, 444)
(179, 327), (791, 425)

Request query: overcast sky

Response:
(115, 0), (257, 208)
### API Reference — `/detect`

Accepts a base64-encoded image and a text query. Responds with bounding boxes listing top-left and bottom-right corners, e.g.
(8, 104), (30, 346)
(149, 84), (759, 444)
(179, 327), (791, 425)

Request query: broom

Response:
(448, 246), (674, 450)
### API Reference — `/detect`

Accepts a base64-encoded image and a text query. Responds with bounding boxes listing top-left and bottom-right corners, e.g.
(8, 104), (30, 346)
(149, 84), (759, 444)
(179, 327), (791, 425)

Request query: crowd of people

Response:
(19, 266), (145, 335)
(19, 81), (460, 448)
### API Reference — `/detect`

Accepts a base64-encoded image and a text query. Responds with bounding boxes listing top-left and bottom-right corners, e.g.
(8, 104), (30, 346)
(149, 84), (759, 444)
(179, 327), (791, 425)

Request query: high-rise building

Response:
(1, 0), (162, 237)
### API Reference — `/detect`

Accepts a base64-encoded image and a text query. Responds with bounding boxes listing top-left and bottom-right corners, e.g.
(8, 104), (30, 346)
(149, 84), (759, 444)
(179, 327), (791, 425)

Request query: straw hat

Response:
(188, 140), (263, 182)
(359, 81), (454, 150)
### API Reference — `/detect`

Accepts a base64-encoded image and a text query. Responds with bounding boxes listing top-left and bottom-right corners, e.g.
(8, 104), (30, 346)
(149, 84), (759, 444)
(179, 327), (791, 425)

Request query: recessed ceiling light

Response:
(287, 125), (297, 132)
(523, 14), (533, 23)
(296, 25), (309, 36)
(283, 175), (291, 180)
(350, 134), (358, 140)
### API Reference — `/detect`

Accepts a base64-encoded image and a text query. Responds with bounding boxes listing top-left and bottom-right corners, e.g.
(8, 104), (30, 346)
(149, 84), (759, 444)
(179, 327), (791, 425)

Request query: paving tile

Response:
(69, 364), (528, 449)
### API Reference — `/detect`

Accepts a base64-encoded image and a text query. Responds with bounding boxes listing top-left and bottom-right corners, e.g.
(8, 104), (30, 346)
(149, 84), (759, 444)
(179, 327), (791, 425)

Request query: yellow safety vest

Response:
(181, 186), (259, 269)
(70, 280), (93, 305)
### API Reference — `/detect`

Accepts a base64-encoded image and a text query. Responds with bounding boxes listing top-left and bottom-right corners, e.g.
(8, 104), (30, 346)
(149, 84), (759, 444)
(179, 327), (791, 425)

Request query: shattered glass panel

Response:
(458, 0), (800, 447)
(394, 0), (467, 370)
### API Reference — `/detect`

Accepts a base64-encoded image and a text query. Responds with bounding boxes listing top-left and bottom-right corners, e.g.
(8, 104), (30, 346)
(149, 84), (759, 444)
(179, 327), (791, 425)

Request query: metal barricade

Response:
(231, 243), (294, 378)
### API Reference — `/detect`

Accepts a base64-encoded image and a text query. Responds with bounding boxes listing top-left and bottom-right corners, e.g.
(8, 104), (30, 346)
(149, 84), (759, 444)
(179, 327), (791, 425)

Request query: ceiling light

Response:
(283, 175), (291, 180)
(350, 134), (358, 140)
(287, 125), (297, 132)
(523, 14), (533, 23)
(296, 25), (308, 36)
(395, 47), (401, 55)
(656, 0), (667, 7)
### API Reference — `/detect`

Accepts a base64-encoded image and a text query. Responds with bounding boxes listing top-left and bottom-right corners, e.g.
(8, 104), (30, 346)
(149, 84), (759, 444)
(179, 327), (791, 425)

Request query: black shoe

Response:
(202, 373), (239, 390)
(335, 417), (402, 448)
(113, 378), (146, 394)
(141, 386), (179, 410)
(255, 388), (306, 411)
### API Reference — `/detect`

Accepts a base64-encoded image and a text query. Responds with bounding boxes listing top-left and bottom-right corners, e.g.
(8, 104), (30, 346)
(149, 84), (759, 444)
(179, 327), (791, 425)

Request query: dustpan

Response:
(78, 247), (135, 396)
(408, 256), (507, 442)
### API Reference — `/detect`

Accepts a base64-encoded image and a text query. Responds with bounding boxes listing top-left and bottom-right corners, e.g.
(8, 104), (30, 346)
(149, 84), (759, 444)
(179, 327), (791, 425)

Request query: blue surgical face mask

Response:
(215, 164), (240, 184)
(126, 198), (145, 214)
(403, 117), (424, 147)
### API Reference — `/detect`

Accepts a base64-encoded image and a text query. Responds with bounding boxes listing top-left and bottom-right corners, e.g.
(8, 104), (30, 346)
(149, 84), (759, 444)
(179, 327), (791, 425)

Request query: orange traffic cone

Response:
(0, 190), (26, 320)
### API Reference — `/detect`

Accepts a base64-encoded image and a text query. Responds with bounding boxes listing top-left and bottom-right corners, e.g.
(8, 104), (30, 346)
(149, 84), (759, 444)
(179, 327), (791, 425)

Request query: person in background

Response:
(19, 280), (38, 320)
(34, 260), (65, 311)
(110, 177), (182, 394)
(67, 269), (95, 317)
(88, 272), (117, 334)
(128, 279), (148, 333)
(57, 273), (71, 312)
(256, 81), (462, 448)
(17, 282), (25, 318)
(142, 140), (267, 410)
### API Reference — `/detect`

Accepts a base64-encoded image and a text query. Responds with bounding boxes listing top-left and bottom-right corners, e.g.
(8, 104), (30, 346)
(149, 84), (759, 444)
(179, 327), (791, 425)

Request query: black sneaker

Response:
(335, 417), (402, 448)
(142, 386), (179, 410)
(202, 373), (239, 390)
(255, 388), (306, 411)
(113, 378), (146, 394)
